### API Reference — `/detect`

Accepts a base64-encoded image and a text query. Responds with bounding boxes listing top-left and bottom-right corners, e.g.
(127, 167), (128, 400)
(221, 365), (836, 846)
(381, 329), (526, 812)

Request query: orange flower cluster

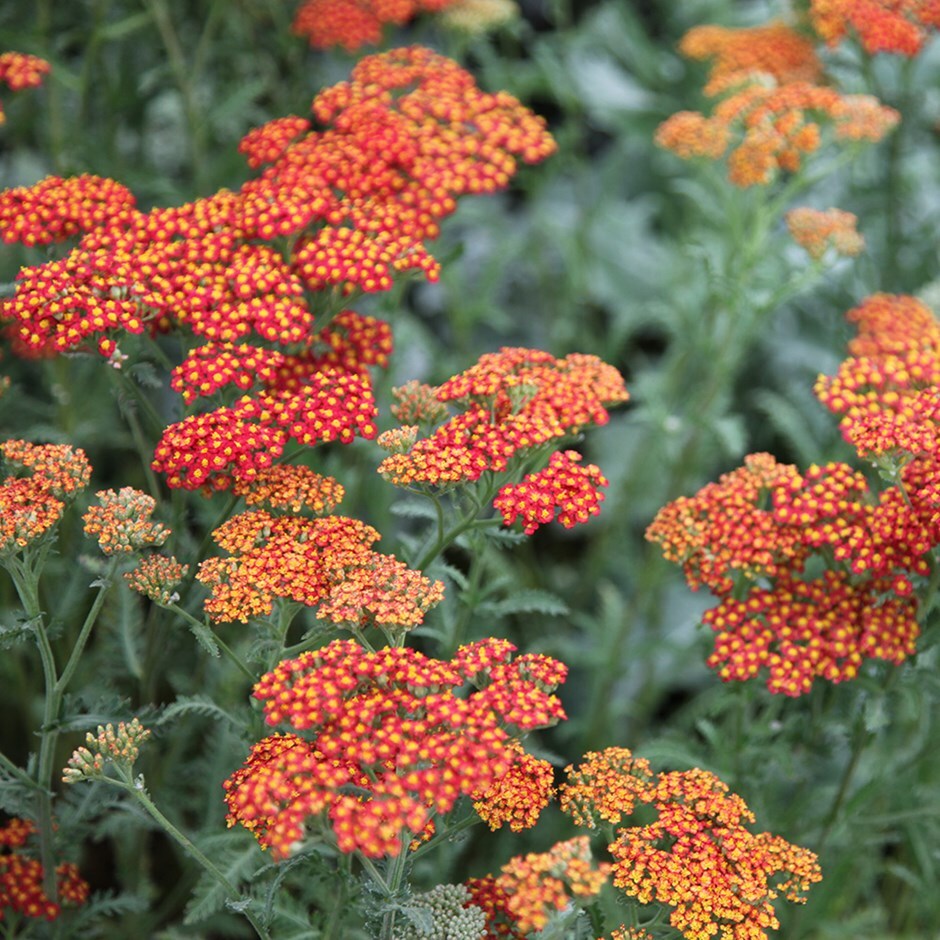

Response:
(0, 52), (50, 125)
(472, 739), (555, 832)
(481, 837), (609, 934)
(2, 48), (554, 489)
(559, 746), (655, 828)
(0, 175), (137, 246)
(232, 464), (345, 514)
(809, 0), (940, 55)
(649, 447), (928, 693)
(679, 22), (822, 94)
(124, 553), (188, 606)
(197, 508), (443, 628)
(786, 206), (865, 259)
(494, 449), (609, 534)
(560, 750), (821, 940)
(0, 441), (91, 555)
(379, 349), (626, 532)
(292, 0), (459, 51)
(224, 637), (566, 858)
(0, 818), (88, 922)
(658, 22), (899, 187)
(82, 487), (170, 555)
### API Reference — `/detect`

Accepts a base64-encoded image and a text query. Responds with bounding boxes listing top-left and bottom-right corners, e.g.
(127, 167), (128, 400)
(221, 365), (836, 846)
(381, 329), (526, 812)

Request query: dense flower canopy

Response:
(224, 638), (566, 857)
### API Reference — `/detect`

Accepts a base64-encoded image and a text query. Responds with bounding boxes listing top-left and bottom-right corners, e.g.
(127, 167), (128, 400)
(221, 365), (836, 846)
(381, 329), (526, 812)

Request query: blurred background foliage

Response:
(1, 0), (939, 937)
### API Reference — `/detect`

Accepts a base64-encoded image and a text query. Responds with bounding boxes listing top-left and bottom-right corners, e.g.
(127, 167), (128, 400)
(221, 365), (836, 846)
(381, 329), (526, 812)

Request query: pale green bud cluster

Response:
(394, 884), (486, 940)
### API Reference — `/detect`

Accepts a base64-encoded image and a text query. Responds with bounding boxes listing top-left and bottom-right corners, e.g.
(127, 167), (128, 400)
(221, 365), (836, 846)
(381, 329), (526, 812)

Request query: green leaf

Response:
(478, 589), (569, 618)
(157, 695), (247, 731)
(390, 500), (439, 521)
(187, 619), (221, 658)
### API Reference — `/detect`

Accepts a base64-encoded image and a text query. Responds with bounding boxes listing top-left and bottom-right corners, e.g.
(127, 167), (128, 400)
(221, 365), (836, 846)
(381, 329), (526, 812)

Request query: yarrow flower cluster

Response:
(809, 0), (940, 56)
(648, 292), (940, 694)
(379, 348), (627, 533)
(0, 174), (137, 246)
(124, 553), (189, 606)
(678, 21), (822, 95)
(494, 450), (609, 535)
(0, 440), (91, 555)
(62, 718), (152, 784)
(656, 21), (899, 186)
(786, 206), (865, 260)
(82, 487), (170, 555)
(0, 52), (50, 125)
(223, 638), (566, 858)
(197, 507), (444, 629)
(0, 818), (88, 921)
(559, 749), (821, 940)
(1, 47), (556, 492)
(468, 837), (609, 935)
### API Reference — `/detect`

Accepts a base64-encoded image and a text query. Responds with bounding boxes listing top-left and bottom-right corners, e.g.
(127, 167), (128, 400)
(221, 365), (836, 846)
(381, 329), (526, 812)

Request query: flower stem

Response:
(113, 769), (273, 940)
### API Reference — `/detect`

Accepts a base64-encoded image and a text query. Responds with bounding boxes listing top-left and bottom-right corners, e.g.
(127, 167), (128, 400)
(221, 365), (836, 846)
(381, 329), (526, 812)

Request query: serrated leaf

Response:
(157, 695), (247, 731)
(478, 589), (568, 618)
(187, 619), (221, 658)
(128, 360), (164, 389)
(0, 621), (35, 649)
(479, 527), (527, 548)
(389, 500), (439, 521)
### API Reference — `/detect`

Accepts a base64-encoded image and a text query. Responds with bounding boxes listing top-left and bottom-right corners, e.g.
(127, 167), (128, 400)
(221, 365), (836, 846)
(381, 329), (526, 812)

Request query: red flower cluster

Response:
(223, 637), (566, 858)
(657, 22), (899, 186)
(809, 0), (940, 55)
(0, 440), (91, 555)
(646, 453), (804, 595)
(0, 175), (137, 246)
(495, 449), (609, 534)
(815, 293), (940, 456)
(2, 48), (555, 489)
(292, 0), (459, 51)
(198, 508), (443, 629)
(379, 348), (626, 531)
(0, 52), (50, 125)
(153, 367), (378, 491)
(0, 818), (88, 922)
(648, 448), (926, 694)
(560, 750), (821, 940)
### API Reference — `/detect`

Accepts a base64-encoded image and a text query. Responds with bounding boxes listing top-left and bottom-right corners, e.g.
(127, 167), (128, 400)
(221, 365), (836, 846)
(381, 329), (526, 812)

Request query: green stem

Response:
(144, 0), (211, 193)
(113, 770), (272, 940)
(168, 604), (256, 681)
(378, 837), (411, 940)
(55, 558), (119, 695)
